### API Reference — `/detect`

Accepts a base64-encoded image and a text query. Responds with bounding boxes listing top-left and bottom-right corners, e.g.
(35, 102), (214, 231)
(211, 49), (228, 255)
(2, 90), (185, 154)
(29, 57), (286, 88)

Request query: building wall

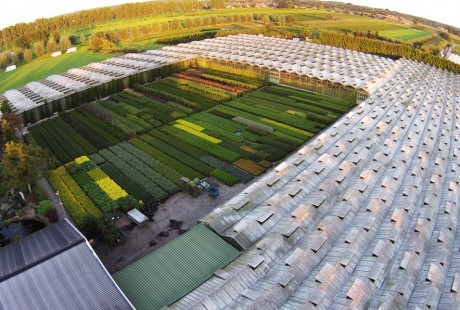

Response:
(197, 57), (361, 103)
(21, 59), (194, 124)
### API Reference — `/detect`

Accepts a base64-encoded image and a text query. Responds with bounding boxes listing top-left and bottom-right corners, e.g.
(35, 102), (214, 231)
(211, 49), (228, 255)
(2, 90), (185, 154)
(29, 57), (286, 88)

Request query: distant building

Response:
(4, 65), (16, 72)
(66, 47), (77, 53)
(51, 51), (62, 57)
(0, 219), (134, 309)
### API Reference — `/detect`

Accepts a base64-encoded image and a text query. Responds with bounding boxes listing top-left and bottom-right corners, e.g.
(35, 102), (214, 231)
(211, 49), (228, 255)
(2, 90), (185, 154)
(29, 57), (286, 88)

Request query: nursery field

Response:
(25, 68), (352, 226)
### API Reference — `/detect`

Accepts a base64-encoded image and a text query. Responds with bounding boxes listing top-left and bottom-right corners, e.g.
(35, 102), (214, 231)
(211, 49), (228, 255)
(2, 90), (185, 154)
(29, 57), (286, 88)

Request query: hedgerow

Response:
(109, 144), (179, 195)
(61, 112), (110, 149)
(173, 124), (222, 144)
(77, 107), (127, 141)
(118, 142), (182, 186)
(161, 126), (241, 162)
(96, 177), (129, 201)
(129, 138), (203, 179)
(210, 169), (238, 186)
(139, 134), (214, 175)
(233, 158), (265, 176)
(48, 167), (102, 225)
(99, 148), (168, 201)
(149, 130), (206, 158)
(176, 119), (205, 132)
(100, 162), (146, 200)
(200, 155), (253, 183)
(233, 116), (273, 135)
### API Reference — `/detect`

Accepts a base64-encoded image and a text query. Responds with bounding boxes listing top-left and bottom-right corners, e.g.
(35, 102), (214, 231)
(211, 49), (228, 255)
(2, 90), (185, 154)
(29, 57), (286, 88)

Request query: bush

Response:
(65, 162), (81, 175)
(233, 116), (273, 134)
(37, 200), (54, 216)
(210, 169), (238, 186)
(89, 153), (105, 165)
(233, 158), (265, 176)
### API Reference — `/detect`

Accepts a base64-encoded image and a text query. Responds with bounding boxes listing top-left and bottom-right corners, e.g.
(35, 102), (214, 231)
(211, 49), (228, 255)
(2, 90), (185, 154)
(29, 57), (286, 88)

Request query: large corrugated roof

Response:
(0, 219), (83, 281)
(113, 223), (240, 310)
(167, 58), (460, 309)
(0, 220), (133, 309)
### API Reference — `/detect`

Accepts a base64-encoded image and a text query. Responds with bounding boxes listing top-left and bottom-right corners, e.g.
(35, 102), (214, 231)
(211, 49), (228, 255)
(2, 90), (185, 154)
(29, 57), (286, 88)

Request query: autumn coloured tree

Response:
(60, 36), (72, 51)
(23, 48), (33, 62)
(2, 141), (49, 194)
(80, 34), (86, 46)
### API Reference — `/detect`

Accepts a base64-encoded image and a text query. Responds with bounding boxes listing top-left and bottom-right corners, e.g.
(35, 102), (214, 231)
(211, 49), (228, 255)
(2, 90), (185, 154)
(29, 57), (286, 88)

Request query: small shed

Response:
(127, 209), (148, 226)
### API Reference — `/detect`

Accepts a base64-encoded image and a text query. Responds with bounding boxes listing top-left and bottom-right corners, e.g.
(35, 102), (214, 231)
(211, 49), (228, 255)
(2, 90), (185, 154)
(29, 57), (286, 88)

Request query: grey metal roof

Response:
(168, 58), (460, 309)
(0, 220), (133, 309)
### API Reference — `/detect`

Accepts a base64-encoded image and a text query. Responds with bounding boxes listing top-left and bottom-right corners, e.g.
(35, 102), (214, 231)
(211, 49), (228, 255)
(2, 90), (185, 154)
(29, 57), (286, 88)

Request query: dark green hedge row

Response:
(160, 126), (242, 163)
(72, 109), (123, 144)
(118, 142), (182, 186)
(61, 112), (109, 150)
(77, 107), (128, 141)
(129, 138), (203, 180)
(99, 148), (168, 201)
(134, 83), (202, 110)
(110, 144), (179, 195)
(149, 130), (206, 158)
(210, 169), (238, 186)
(29, 122), (72, 164)
(100, 162), (146, 200)
(51, 117), (97, 154)
(226, 100), (318, 133)
(199, 68), (268, 88)
(139, 134), (214, 175)
(200, 155), (254, 183)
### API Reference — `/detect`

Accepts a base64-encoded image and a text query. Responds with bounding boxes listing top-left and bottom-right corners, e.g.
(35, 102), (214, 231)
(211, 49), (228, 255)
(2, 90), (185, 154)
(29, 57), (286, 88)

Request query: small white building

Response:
(127, 209), (148, 226)
(51, 51), (62, 57)
(5, 65), (16, 72)
(66, 47), (77, 53)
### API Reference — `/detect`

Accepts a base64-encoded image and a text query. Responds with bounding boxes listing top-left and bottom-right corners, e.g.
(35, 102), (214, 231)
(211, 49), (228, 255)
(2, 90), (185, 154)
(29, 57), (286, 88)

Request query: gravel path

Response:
(39, 177), (75, 226)
(93, 182), (248, 274)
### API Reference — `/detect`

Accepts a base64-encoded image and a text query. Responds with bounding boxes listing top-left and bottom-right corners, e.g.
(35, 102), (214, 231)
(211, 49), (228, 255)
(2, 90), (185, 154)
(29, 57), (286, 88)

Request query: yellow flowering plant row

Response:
(96, 177), (128, 201)
(260, 118), (314, 137)
(173, 124), (222, 144)
(176, 119), (205, 132)
(240, 145), (258, 154)
(75, 155), (90, 165)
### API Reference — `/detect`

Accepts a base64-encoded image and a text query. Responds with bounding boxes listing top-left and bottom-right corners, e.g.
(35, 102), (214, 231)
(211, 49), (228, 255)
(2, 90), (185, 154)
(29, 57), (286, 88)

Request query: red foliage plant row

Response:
(173, 72), (246, 95)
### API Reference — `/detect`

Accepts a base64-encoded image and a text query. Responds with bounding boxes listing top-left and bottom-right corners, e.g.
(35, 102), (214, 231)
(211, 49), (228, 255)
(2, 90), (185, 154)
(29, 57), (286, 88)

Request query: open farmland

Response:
(25, 68), (352, 225)
(379, 27), (430, 41)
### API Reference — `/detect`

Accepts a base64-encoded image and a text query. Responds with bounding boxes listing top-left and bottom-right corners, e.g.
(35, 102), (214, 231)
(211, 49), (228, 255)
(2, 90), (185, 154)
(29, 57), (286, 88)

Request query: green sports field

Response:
(379, 28), (430, 41)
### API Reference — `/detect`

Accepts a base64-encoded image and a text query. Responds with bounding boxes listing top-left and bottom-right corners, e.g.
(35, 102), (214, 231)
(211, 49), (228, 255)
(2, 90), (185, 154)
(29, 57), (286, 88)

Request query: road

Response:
(39, 177), (76, 226)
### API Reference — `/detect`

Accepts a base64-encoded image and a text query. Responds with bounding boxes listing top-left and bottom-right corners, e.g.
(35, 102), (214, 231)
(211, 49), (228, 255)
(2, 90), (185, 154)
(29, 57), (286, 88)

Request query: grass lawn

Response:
(379, 28), (430, 41)
(0, 47), (118, 93)
(298, 17), (404, 33)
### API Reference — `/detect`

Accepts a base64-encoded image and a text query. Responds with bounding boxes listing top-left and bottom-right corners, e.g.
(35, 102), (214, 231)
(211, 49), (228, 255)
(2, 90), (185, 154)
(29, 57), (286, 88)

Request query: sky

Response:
(0, 0), (459, 30)
(348, 0), (460, 28)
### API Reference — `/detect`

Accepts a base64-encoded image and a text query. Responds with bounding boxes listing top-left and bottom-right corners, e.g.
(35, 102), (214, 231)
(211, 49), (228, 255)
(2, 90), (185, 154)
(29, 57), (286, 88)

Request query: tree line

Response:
(0, 0), (227, 50)
(298, 1), (460, 36)
(0, 34), (74, 69)
(86, 13), (294, 51)
(317, 31), (460, 74)
(0, 10), (297, 68)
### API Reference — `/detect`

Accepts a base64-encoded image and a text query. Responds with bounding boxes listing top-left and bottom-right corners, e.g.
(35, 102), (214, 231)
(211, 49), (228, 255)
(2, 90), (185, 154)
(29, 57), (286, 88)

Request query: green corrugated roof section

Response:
(113, 223), (240, 310)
